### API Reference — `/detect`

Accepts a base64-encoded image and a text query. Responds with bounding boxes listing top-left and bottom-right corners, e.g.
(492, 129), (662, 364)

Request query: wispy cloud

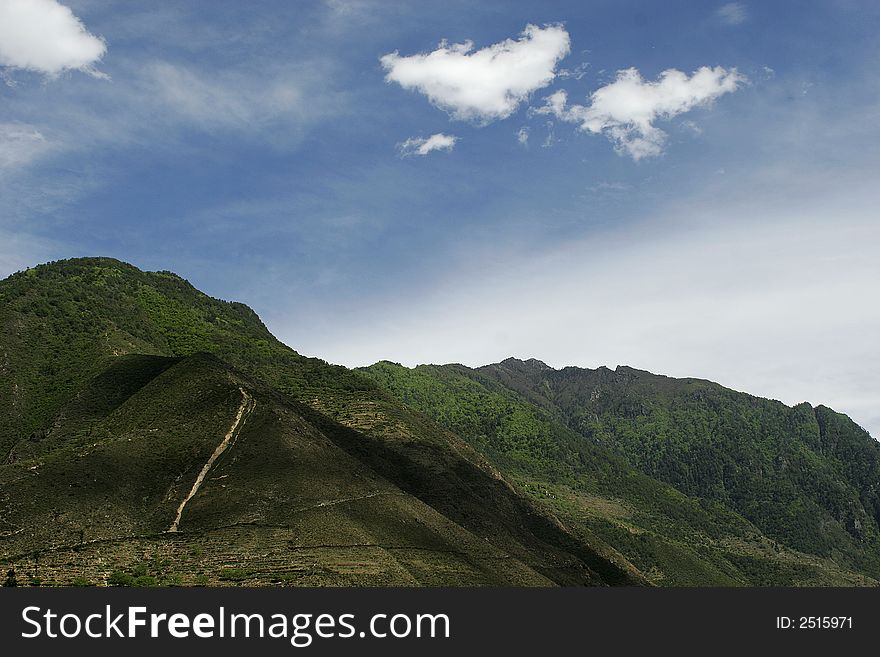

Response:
(141, 61), (313, 133)
(324, 0), (372, 18)
(287, 177), (880, 437)
(716, 2), (749, 26)
(0, 0), (107, 78)
(537, 66), (744, 159)
(0, 123), (51, 172)
(589, 180), (631, 192)
(679, 119), (703, 136)
(398, 132), (458, 156)
(381, 24), (570, 124)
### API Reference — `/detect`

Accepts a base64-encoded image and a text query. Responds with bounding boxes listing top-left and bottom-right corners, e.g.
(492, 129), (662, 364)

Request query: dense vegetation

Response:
(480, 360), (880, 573)
(0, 258), (380, 458)
(362, 358), (880, 582)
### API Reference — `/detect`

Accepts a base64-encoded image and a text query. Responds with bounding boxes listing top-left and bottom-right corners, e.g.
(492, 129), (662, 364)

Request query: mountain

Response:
(360, 359), (880, 585)
(0, 258), (641, 586)
(1, 257), (877, 587)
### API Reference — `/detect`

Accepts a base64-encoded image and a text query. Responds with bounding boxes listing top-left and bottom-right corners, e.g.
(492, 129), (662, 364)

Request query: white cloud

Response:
(537, 66), (743, 159)
(516, 126), (530, 145)
(0, 123), (51, 171)
(0, 0), (106, 78)
(381, 24), (570, 124)
(716, 2), (749, 26)
(398, 133), (458, 156)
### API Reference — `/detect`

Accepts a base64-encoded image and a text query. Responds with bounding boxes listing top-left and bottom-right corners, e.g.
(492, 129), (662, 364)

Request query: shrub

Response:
(108, 570), (134, 587)
(219, 568), (249, 582)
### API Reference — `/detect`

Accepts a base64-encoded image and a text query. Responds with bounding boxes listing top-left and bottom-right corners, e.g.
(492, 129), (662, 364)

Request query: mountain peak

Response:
(498, 357), (553, 371)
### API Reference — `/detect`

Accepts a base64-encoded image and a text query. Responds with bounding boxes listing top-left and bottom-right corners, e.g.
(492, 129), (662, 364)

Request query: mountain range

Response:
(1, 257), (878, 586)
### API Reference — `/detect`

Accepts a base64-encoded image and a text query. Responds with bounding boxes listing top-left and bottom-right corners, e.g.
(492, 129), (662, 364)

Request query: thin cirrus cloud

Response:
(398, 133), (458, 156)
(381, 24), (570, 124)
(0, 0), (107, 78)
(0, 123), (50, 172)
(716, 2), (749, 26)
(282, 177), (880, 438)
(537, 66), (744, 159)
(142, 61), (310, 132)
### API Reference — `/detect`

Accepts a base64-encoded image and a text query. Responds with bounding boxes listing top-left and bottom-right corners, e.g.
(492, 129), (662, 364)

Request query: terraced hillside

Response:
(0, 258), (639, 586)
(3, 257), (877, 587)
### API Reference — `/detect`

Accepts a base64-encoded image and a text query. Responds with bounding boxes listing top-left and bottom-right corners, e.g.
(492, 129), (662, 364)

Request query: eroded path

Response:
(168, 387), (255, 532)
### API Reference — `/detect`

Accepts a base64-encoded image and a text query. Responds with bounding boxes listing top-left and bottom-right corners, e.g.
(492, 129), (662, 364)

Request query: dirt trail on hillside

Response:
(168, 387), (255, 532)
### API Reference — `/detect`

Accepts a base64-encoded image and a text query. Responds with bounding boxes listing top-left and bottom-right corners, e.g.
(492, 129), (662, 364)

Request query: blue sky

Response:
(2, 1), (880, 436)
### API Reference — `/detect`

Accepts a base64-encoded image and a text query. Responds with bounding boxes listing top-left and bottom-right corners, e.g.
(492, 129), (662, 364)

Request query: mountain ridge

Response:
(2, 257), (878, 586)
(362, 356), (880, 583)
(0, 257), (643, 586)
(491, 357), (842, 419)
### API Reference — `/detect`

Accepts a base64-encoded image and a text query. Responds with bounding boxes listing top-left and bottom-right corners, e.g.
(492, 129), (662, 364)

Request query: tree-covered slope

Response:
(0, 257), (370, 458)
(473, 359), (880, 576)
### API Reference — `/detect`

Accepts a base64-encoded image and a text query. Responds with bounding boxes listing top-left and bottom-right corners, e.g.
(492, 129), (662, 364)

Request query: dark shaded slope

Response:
(0, 354), (561, 586)
(295, 400), (641, 585)
(6, 354), (180, 463)
(0, 259), (640, 586)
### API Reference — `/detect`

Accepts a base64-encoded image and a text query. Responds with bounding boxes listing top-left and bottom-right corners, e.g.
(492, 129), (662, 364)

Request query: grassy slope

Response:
(361, 360), (877, 585)
(2, 354), (565, 586)
(0, 257), (368, 458)
(4, 257), (876, 586)
(0, 258), (639, 586)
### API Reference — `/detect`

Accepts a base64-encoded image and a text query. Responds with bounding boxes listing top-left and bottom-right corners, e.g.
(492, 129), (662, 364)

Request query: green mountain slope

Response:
(3, 257), (877, 586)
(360, 358), (880, 584)
(0, 258), (640, 586)
(478, 359), (880, 574)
